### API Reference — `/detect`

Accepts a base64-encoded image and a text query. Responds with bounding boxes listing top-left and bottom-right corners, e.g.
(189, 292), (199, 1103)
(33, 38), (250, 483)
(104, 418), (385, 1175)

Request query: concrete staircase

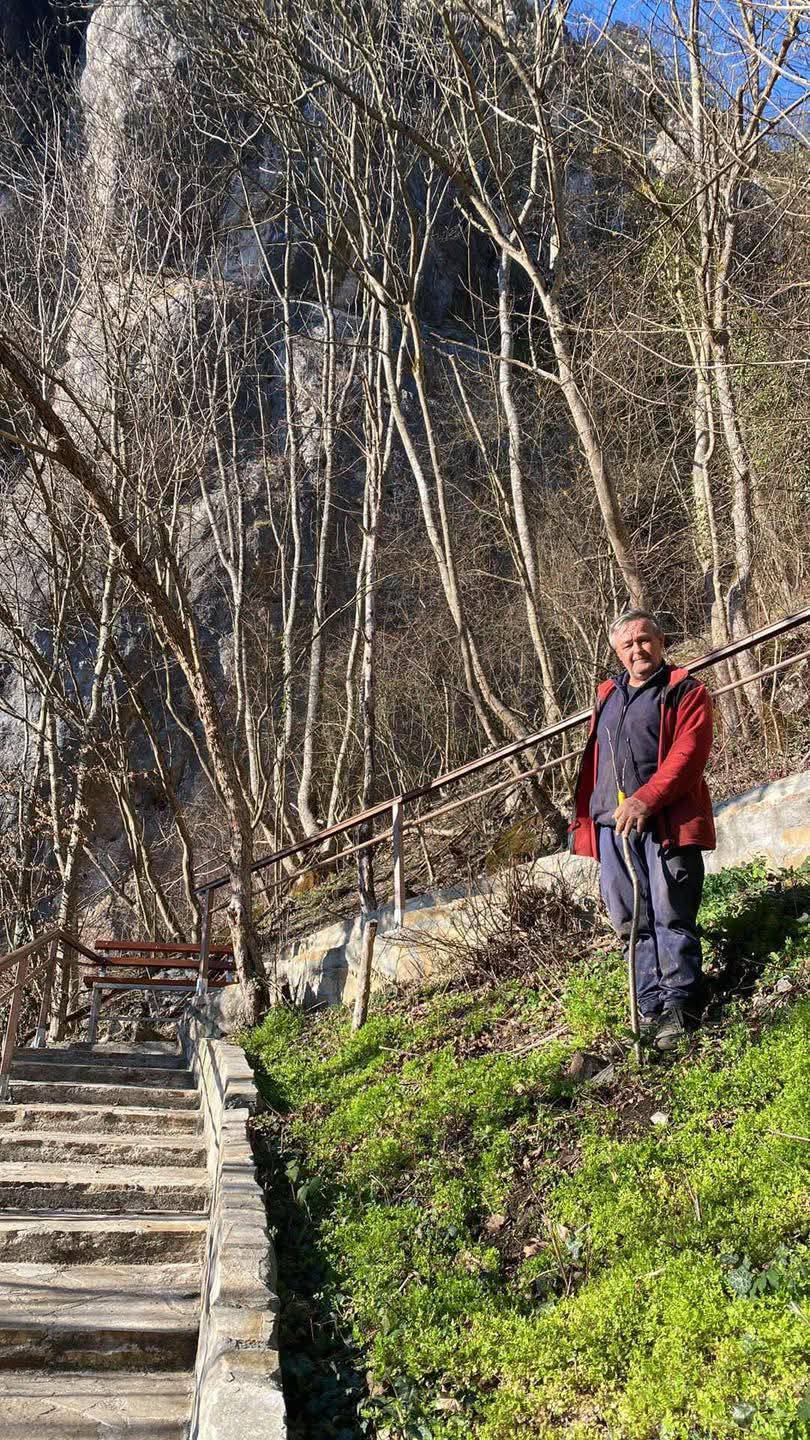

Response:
(0, 1042), (209, 1438)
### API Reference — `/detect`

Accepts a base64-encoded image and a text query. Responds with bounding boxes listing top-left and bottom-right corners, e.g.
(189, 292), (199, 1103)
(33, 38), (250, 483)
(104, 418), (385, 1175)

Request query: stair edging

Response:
(181, 1009), (286, 1440)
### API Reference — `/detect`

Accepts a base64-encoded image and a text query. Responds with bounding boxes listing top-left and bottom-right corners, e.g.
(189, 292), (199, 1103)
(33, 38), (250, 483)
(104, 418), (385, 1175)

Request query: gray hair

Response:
(609, 608), (664, 642)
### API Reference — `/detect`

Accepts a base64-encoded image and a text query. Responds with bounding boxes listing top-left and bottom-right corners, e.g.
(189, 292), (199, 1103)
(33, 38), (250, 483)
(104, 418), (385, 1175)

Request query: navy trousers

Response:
(597, 826), (705, 1016)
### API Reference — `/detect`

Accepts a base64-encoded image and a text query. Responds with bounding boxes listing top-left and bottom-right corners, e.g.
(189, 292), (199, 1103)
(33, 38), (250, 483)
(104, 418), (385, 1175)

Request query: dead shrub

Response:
(414, 862), (602, 999)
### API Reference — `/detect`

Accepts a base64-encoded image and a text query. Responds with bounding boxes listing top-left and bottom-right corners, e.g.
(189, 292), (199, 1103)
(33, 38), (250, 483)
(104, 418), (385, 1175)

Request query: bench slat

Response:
(94, 938), (234, 957)
(83, 975), (232, 989)
(85, 955), (233, 972)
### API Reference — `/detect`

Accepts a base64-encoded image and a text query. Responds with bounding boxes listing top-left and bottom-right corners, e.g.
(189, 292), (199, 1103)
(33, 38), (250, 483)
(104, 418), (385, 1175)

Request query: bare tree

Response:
(586, 0), (806, 703)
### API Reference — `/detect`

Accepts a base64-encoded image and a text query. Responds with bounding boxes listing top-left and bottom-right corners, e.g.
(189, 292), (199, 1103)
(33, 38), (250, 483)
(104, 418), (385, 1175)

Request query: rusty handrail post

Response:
(32, 935), (60, 1048)
(0, 948), (33, 1102)
(392, 798), (405, 928)
(87, 981), (103, 1047)
(195, 889), (212, 1000)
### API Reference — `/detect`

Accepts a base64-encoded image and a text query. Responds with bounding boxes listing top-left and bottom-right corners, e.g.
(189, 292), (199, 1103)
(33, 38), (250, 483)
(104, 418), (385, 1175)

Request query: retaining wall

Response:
(181, 1011), (286, 1440)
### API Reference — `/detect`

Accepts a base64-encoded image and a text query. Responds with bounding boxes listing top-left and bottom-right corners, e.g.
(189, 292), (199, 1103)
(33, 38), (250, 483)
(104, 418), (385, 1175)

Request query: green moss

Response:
(246, 861), (810, 1439)
(561, 947), (627, 1045)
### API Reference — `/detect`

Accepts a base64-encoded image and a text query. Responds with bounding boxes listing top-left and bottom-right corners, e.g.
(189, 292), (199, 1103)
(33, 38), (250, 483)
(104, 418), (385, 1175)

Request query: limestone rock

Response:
(81, 0), (186, 216)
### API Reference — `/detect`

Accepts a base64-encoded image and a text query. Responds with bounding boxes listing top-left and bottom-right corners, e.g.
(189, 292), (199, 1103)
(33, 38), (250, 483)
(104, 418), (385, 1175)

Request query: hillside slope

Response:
(247, 860), (810, 1440)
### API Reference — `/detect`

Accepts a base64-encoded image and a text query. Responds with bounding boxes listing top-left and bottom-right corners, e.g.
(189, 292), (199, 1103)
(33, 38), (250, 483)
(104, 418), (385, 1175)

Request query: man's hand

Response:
(613, 794), (651, 836)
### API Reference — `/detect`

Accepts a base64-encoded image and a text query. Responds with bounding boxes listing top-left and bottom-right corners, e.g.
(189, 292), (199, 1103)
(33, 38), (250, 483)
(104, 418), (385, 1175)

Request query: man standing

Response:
(571, 610), (715, 1050)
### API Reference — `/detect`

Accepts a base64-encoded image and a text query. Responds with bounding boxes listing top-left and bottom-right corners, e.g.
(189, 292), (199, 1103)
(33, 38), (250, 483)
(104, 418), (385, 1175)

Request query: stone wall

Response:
(703, 771), (810, 876)
(181, 1011), (286, 1440)
(223, 769), (809, 1017)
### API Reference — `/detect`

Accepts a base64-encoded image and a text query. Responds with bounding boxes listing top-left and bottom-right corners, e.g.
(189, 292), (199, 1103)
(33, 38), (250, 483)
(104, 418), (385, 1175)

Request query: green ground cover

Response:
(245, 861), (810, 1440)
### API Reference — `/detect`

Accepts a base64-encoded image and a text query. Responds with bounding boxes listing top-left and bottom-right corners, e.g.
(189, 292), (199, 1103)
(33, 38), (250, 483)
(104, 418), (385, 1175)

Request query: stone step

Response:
(0, 1162), (209, 1214)
(10, 1058), (195, 1089)
(12, 1042), (187, 1071)
(0, 1370), (193, 1438)
(0, 1101), (200, 1134)
(0, 1214), (207, 1266)
(0, 1261), (199, 1372)
(0, 1130), (206, 1169)
(8, 1080), (200, 1110)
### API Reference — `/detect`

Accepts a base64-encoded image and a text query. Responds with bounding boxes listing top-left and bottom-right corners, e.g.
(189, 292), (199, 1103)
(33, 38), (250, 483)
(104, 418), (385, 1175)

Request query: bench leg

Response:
(87, 985), (102, 1047)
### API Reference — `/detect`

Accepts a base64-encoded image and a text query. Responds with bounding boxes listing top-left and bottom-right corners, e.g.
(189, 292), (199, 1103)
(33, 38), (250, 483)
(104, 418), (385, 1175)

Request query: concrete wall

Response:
(207, 770), (810, 1023)
(704, 770), (810, 875)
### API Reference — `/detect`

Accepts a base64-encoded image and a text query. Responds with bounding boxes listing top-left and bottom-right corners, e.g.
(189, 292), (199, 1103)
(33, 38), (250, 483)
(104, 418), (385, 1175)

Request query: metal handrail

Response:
(195, 605), (810, 898)
(0, 927), (109, 1101)
(0, 924), (232, 1092)
(187, 606), (809, 996)
(93, 938), (235, 958)
(2, 609), (806, 1024)
(0, 928), (61, 978)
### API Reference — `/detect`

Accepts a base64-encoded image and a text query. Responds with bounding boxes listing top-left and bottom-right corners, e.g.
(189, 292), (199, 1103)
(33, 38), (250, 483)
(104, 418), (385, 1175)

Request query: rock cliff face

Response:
(80, 1), (186, 220)
(0, 0), (355, 926)
(1, 0), (52, 59)
(0, 0), (87, 64)
(0, 1), (637, 903)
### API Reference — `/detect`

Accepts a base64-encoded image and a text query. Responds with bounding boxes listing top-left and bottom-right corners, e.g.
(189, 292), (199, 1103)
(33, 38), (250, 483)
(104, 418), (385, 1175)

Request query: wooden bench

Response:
(85, 955), (235, 974)
(94, 939), (235, 958)
(83, 964), (236, 1044)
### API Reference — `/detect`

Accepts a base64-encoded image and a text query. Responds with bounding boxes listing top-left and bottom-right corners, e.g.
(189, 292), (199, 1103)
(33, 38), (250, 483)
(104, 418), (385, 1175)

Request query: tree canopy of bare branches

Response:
(0, 0), (806, 1019)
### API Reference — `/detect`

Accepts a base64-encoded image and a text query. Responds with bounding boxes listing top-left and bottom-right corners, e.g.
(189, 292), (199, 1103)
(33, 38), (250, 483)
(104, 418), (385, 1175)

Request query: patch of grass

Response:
(699, 859), (810, 1006)
(561, 947), (627, 1046)
(246, 861), (810, 1440)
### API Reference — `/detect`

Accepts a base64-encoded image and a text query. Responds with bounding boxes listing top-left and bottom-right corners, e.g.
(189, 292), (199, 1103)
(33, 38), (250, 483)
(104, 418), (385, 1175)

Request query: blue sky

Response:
(569, 0), (809, 118)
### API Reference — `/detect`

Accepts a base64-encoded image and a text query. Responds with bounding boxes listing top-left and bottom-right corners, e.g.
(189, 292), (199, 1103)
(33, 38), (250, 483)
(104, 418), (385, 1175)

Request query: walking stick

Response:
(618, 790), (643, 1066)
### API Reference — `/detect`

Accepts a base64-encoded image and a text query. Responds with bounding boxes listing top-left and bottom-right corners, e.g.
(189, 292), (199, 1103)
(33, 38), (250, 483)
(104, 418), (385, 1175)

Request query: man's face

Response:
(612, 621), (664, 687)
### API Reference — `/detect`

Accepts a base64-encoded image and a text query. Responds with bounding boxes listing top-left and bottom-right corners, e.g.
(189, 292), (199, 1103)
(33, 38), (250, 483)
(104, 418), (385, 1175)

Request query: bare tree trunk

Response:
(50, 545), (117, 1031)
(0, 330), (265, 1021)
(297, 251), (361, 836)
(353, 321), (384, 1032)
(541, 293), (645, 609)
(678, 299), (743, 728)
(352, 915), (378, 1033)
(497, 249), (560, 721)
(111, 648), (200, 936)
(710, 333), (761, 705)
